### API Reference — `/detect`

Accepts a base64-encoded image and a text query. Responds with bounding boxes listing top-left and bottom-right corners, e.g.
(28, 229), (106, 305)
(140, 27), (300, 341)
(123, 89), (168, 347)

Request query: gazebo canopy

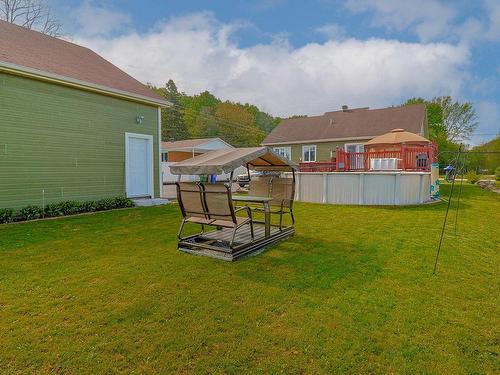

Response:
(169, 147), (297, 175)
(365, 128), (430, 146)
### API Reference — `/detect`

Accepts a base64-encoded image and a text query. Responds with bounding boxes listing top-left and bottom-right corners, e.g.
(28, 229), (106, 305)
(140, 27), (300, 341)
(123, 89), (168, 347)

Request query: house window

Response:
(273, 146), (291, 160)
(161, 152), (169, 162)
(344, 143), (364, 153)
(302, 145), (316, 162)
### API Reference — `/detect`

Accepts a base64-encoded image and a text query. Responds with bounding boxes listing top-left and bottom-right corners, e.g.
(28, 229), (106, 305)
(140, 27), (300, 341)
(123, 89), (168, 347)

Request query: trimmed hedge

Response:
(0, 196), (135, 225)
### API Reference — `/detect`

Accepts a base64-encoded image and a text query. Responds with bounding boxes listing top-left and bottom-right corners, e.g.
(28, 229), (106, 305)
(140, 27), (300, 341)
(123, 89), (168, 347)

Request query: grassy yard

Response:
(0, 184), (498, 374)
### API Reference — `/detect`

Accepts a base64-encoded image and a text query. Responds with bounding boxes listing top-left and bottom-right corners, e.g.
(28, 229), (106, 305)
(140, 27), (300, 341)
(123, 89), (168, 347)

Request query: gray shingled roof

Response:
(262, 105), (427, 145)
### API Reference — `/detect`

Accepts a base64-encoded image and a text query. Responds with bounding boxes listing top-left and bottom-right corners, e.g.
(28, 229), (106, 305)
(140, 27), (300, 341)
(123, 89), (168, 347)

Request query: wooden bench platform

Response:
(178, 223), (295, 261)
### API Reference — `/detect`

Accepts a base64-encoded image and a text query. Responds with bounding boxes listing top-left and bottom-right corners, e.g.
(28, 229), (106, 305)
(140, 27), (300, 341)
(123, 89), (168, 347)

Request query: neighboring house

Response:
(161, 138), (234, 183)
(262, 105), (428, 163)
(0, 21), (169, 209)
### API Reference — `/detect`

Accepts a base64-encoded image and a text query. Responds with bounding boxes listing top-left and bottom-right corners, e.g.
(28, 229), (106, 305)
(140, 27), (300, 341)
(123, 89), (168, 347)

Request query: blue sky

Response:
(52, 0), (499, 144)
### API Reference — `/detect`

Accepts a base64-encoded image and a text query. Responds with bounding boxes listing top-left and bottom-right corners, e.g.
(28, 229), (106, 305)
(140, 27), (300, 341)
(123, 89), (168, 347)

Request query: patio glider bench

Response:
(170, 146), (297, 260)
(247, 176), (295, 230)
(176, 182), (254, 247)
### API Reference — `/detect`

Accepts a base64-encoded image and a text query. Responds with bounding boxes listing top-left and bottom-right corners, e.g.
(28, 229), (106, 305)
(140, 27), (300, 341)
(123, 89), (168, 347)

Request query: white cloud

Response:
(73, 1), (132, 36)
(344, 0), (500, 44)
(344, 0), (456, 42)
(455, 18), (486, 44)
(75, 12), (470, 117)
(484, 0), (500, 41)
(315, 23), (347, 40)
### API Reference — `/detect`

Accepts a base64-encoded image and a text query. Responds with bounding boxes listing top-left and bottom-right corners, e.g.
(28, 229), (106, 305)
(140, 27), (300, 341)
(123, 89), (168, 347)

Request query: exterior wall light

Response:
(136, 115), (145, 124)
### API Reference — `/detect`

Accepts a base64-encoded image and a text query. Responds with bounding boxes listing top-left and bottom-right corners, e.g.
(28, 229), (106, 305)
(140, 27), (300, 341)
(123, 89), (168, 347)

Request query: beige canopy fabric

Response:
(365, 128), (430, 146)
(169, 147), (298, 175)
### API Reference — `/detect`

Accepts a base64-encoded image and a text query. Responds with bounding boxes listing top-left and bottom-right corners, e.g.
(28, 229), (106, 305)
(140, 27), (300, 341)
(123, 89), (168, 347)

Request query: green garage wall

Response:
(0, 73), (160, 209)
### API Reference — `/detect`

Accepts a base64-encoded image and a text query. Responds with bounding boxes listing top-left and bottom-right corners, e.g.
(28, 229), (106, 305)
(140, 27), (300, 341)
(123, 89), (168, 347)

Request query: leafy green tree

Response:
(433, 96), (478, 143)
(190, 106), (218, 138)
(181, 91), (220, 134)
(405, 98), (445, 139)
(256, 111), (280, 134)
(214, 102), (264, 146)
(404, 97), (479, 166)
(155, 80), (189, 141)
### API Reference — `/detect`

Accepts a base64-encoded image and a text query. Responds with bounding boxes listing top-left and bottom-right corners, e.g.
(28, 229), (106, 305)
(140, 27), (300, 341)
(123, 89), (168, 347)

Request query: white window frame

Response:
(302, 145), (317, 162)
(344, 143), (365, 153)
(273, 146), (291, 160)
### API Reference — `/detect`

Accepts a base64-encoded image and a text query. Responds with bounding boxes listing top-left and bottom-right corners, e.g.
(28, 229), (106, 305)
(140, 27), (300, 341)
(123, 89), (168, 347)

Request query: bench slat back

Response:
(270, 177), (294, 208)
(201, 183), (236, 222)
(249, 176), (272, 197)
(176, 182), (206, 219)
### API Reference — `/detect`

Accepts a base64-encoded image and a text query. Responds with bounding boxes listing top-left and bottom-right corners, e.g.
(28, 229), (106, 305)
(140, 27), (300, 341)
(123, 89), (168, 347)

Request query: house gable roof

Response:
(162, 138), (233, 151)
(0, 20), (166, 105)
(262, 104), (427, 145)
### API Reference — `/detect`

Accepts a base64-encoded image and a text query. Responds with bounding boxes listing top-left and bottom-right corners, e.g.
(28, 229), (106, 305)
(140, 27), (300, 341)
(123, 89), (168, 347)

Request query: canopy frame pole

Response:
(246, 163), (251, 182)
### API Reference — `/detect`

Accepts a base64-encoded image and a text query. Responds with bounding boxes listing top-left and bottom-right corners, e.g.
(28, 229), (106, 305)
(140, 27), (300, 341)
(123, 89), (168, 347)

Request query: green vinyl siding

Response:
(0, 73), (160, 209)
(273, 141), (369, 163)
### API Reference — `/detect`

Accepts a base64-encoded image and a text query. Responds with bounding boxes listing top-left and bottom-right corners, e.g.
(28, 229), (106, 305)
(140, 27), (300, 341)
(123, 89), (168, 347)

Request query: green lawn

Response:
(0, 184), (498, 374)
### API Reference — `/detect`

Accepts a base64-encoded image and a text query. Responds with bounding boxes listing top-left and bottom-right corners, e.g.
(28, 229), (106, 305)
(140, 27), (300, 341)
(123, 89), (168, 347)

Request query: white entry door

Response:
(125, 133), (153, 197)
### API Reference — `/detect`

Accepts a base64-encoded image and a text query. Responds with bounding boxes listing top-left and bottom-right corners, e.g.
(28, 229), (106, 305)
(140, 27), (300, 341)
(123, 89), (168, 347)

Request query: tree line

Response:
(153, 80), (280, 147)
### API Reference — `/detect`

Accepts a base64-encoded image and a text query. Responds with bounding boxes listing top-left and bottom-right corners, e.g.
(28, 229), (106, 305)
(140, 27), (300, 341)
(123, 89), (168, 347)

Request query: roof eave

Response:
(162, 138), (235, 152)
(0, 60), (171, 107)
(262, 135), (375, 146)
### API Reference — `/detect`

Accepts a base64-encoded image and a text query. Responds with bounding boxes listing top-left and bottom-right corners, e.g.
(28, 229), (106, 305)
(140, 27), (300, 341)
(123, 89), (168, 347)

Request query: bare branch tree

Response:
(1, 0), (62, 37)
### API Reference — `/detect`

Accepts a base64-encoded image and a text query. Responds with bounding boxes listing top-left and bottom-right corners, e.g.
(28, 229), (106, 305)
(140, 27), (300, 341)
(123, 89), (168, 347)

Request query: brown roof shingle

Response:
(0, 20), (164, 103)
(262, 104), (427, 145)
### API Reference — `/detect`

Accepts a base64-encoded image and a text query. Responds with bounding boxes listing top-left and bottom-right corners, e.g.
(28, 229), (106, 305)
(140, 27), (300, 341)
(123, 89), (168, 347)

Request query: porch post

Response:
(401, 143), (406, 171)
(335, 147), (340, 171)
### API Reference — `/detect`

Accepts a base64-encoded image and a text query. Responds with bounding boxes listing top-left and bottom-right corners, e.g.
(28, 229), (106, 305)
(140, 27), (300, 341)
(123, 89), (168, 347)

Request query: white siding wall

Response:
(295, 172), (431, 205)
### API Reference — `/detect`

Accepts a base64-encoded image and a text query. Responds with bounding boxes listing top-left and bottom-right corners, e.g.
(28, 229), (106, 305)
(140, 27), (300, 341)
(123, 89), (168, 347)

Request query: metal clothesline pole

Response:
(433, 145), (463, 275)
(454, 150), (469, 236)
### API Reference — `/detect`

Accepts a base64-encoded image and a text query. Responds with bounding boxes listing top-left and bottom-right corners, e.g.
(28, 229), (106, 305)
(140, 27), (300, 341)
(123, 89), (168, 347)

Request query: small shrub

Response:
(495, 167), (500, 181)
(465, 171), (481, 184)
(44, 202), (65, 217)
(18, 205), (43, 221)
(60, 201), (82, 215)
(80, 200), (97, 213)
(0, 208), (14, 224)
(95, 198), (114, 211)
(94, 196), (134, 211)
(112, 196), (135, 208)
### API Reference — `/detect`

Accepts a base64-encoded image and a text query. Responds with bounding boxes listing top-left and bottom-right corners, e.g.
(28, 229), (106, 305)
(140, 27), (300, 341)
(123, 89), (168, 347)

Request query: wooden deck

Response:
(178, 223), (295, 261)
